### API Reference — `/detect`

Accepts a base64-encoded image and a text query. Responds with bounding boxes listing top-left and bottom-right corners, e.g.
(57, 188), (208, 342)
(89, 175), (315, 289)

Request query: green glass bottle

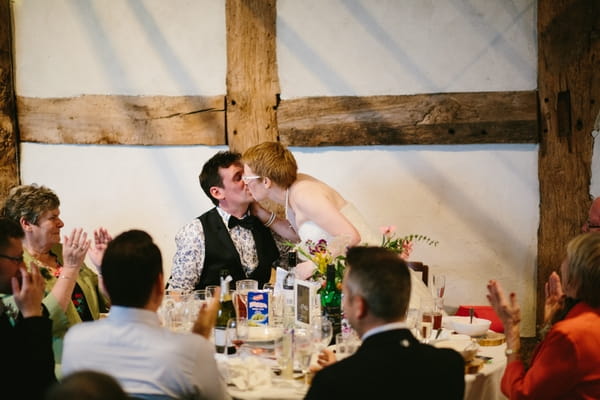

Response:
(321, 264), (342, 337)
(215, 270), (236, 354)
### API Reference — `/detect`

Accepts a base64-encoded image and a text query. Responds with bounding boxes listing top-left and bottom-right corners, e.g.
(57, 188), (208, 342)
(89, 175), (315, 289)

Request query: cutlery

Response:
(469, 307), (474, 324)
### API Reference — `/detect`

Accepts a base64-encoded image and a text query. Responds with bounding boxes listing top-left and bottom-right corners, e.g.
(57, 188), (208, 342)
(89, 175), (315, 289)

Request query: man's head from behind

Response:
(0, 217), (25, 293)
(101, 230), (162, 308)
(343, 247), (411, 335)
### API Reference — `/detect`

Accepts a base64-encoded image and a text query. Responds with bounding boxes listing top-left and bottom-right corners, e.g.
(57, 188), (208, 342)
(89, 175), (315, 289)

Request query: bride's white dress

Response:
(288, 199), (432, 310)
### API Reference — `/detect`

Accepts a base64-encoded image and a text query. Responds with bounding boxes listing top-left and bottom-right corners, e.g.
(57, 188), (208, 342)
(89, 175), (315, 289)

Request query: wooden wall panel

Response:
(17, 95), (225, 145)
(226, 0), (279, 153)
(278, 91), (538, 146)
(537, 0), (600, 328)
(0, 0), (19, 199)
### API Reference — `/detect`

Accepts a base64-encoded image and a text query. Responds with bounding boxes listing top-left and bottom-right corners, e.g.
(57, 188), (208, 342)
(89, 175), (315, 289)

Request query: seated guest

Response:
(168, 150), (297, 291)
(487, 232), (600, 399)
(62, 230), (230, 400)
(582, 197), (600, 232)
(45, 370), (128, 400)
(1, 184), (110, 362)
(0, 217), (56, 399)
(305, 246), (465, 400)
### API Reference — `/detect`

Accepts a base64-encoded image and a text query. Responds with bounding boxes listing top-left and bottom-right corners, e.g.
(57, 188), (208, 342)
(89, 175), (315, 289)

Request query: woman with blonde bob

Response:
(487, 232), (600, 399)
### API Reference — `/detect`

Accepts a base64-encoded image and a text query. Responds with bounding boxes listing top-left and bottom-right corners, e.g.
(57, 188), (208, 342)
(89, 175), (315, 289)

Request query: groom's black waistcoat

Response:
(196, 208), (279, 289)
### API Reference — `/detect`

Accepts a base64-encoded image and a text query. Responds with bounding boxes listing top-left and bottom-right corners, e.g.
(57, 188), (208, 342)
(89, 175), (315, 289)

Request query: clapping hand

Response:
(88, 227), (112, 269)
(544, 271), (565, 325)
(12, 263), (45, 318)
(62, 228), (90, 269)
(486, 280), (521, 329)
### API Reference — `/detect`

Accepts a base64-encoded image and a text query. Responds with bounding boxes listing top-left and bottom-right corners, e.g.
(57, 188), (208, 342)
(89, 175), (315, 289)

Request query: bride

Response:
(241, 142), (432, 307)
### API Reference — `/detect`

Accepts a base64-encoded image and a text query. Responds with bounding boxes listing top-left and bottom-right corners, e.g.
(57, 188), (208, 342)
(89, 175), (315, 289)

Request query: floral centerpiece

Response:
(287, 226), (438, 290)
(379, 225), (439, 259)
(287, 238), (347, 290)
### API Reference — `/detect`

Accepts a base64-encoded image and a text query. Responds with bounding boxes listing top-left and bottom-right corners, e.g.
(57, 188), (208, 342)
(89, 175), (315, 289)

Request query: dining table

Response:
(222, 337), (508, 400)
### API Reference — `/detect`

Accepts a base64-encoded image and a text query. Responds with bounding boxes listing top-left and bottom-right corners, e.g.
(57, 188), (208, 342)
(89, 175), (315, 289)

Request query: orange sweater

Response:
(501, 302), (600, 399)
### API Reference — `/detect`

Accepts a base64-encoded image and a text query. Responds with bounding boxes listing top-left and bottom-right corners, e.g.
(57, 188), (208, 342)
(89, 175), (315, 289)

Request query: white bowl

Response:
(447, 316), (491, 337)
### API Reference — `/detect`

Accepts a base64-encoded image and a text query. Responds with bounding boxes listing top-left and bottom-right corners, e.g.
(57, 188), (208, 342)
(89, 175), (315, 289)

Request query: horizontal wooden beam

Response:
(278, 91), (538, 146)
(17, 95), (226, 145)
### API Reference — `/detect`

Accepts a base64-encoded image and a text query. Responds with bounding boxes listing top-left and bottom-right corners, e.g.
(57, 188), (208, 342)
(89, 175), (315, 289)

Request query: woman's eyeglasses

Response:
(241, 175), (262, 184)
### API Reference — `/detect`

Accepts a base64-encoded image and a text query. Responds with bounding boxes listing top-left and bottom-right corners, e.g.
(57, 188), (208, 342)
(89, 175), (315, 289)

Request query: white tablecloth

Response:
(464, 343), (507, 400)
(226, 343), (508, 400)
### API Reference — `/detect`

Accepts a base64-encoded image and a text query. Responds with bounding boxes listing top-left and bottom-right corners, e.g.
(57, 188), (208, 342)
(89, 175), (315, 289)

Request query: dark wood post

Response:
(226, 0), (279, 153)
(0, 0), (19, 200)
(537, 0), (600, 330)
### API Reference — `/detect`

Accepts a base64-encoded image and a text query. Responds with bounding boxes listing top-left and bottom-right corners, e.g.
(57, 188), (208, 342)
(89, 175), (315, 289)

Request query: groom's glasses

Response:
(242, 175), (262, 184)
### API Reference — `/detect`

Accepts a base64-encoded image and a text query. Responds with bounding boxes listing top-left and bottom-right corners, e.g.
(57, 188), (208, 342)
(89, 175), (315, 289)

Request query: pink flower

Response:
(399, 240), (413, 260)
(379, 225), (396, 237)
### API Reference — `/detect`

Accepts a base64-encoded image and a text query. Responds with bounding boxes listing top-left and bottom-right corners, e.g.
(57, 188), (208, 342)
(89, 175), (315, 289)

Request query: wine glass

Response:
(405, 308), (419, 334)
(226, 318), (249, 355)
(419, 298), (435, 343)
(319, 317), (333, 349)
(294, 328), (314, 383)
(433, 274), (446, 299)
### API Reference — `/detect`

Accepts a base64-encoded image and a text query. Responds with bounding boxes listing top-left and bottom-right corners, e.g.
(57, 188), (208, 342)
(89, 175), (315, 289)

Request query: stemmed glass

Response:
(310, 316), (333, 351)
(433, 274), (446, 299)
(225, 318), (249, 356)
(432, 274), (446, 333)
(294, 328), (314, 383)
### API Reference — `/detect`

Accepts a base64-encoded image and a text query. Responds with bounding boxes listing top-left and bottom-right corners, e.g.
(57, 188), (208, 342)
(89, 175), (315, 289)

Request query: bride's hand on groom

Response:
(295, 261), (316, 280)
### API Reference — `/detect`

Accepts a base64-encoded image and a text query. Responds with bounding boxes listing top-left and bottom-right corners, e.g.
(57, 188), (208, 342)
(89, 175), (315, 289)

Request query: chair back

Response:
(406, 261), (429, 286)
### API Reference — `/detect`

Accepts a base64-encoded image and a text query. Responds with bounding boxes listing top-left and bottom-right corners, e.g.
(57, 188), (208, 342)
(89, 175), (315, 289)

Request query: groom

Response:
(168, 151), (282, 290)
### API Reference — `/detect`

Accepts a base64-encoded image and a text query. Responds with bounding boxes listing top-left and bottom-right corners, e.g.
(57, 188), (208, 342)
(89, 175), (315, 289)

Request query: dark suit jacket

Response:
(0, 308), (56, 399)
(305, 328), (465, 400)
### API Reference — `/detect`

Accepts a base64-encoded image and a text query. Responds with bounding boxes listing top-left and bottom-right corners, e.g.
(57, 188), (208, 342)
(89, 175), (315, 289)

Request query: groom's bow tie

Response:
(228, 215), (259, 230)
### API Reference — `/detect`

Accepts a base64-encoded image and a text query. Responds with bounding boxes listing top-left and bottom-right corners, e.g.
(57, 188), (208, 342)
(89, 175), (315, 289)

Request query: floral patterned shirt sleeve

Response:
(168, 219), (206, 291)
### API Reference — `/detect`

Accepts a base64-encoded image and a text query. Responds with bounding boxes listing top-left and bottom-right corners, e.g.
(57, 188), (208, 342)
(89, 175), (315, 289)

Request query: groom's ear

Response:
(209, 186), (224, 201)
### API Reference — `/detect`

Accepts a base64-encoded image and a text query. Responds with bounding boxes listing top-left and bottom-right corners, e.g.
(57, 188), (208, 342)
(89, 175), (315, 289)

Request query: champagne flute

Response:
(433, 274), (446, 299)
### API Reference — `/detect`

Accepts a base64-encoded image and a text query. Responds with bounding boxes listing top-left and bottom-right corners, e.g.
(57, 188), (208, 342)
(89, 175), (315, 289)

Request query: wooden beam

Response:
(17, 95), (225, 145)
(0, 0), (19, 199)
(537, 0), (600, 329)
(226, 0), (279, 153)
(278, 91), (538, 146)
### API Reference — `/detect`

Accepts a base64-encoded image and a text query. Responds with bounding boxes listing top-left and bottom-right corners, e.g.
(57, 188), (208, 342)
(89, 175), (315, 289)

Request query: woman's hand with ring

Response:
(63, 228), (90, 269)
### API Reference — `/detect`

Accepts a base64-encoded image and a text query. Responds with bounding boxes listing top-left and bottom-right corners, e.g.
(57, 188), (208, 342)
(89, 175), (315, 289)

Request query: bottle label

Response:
(323, 306), (342, 336)
(214, 327), (227, 347)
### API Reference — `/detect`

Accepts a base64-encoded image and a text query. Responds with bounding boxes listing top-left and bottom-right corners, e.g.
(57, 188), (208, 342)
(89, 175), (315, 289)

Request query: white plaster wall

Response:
(277, 0), (537, 96)
(14, 0), (539, 334)
(13, 0), (226, 96)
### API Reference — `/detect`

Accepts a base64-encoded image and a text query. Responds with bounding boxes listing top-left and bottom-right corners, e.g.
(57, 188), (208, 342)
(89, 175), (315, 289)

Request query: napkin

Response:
(217, 355), (272, 391)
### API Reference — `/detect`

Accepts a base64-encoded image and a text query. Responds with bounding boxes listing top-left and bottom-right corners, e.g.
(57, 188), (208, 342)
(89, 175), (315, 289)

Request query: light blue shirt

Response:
(62, 306), (230, 400)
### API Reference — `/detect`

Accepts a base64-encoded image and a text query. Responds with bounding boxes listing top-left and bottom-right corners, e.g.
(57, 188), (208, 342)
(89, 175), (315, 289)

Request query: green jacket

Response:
(2, 243), (109, 362)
